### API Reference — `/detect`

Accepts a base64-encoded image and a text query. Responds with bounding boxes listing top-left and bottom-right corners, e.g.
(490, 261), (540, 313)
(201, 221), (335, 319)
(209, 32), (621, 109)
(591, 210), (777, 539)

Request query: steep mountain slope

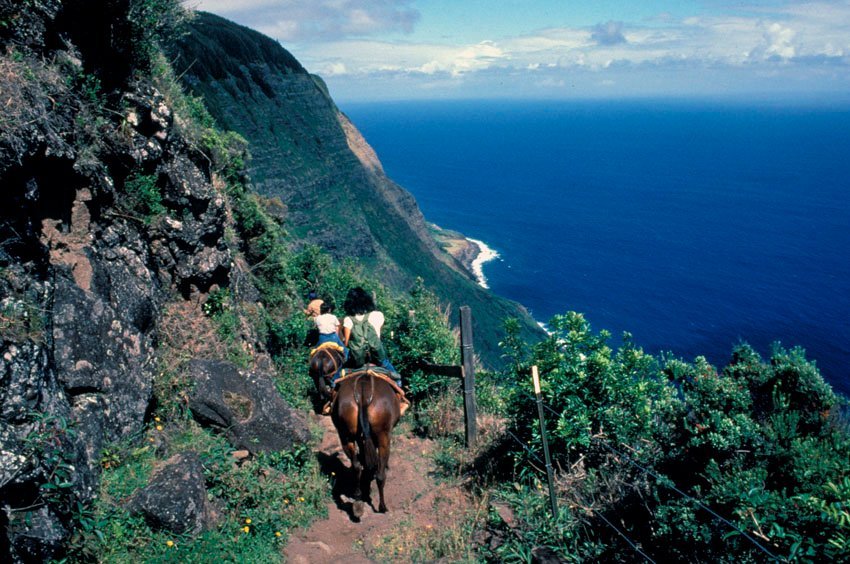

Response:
(0, 3), (246, 557)
(170, 12), (544, 364)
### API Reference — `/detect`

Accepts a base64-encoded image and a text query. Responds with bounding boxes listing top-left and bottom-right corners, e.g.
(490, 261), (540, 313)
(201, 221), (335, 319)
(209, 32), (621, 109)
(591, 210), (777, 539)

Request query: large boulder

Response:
(127, 452), (208, 535)
(4, 505), (67, 564)
(188, 359), (310, 453)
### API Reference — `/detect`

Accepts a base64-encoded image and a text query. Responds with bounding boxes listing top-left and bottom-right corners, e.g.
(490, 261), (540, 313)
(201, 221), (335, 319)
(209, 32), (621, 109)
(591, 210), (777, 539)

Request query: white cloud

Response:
(193, 1), (850, 99)
(763, 22), (797, 59)
(302, 39), (506, 77)
(193, 0), (420, 41)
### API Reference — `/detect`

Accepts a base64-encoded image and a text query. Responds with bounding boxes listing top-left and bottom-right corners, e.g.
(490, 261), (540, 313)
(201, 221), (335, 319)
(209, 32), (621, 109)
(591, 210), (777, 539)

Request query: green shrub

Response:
(126, 0), (190, 73)
(490, 312), (850, 562)
(121, 172), (165, 224)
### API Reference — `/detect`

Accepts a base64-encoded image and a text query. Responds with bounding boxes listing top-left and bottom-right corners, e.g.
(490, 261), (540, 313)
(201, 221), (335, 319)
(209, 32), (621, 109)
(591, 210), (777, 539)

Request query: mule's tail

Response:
(355, 374), (379, 471)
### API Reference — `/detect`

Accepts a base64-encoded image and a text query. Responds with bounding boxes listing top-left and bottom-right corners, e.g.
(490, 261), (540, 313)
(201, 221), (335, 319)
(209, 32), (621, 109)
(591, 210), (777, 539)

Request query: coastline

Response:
(466, 238), (499, 289)
(429, 224), (499, 289)
(429, 224), (554, 330)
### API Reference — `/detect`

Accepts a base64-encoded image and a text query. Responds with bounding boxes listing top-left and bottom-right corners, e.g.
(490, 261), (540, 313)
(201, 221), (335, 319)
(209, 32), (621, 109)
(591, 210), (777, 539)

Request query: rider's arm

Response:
(342, 316), (352, 345)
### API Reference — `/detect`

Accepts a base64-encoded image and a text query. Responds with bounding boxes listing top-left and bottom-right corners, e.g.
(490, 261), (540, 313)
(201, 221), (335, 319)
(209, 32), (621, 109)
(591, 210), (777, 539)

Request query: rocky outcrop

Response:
(4, 506), (68, 563)
(127, 452), (209, 535)
(0, 21), (233, 559)
(188, 360), (311, 453)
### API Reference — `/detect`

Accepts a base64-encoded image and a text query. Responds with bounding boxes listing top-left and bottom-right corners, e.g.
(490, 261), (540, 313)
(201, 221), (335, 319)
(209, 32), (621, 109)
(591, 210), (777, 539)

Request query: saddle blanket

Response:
(336, 366), (406, 397)
(309, 341), (345, 358)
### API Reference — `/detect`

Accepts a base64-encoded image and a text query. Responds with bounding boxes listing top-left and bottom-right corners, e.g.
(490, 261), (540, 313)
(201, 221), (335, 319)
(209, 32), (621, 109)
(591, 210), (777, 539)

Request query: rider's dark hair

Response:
(343, 287), (375, 316)
(320, 301), (333, 315)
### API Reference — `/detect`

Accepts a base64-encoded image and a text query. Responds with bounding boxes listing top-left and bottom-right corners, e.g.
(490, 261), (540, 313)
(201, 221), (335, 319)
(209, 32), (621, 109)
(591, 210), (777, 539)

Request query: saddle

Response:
(331, 365), (410, 416)
(309, 341), (345, 358)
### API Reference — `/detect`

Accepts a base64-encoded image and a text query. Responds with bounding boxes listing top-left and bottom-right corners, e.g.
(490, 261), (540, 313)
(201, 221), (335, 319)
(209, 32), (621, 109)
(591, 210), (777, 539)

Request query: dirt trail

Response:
(285, 414), (468, 563)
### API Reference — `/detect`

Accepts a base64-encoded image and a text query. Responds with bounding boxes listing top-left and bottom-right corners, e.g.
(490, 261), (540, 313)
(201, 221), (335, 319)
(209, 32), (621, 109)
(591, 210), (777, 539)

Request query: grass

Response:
(63, 421), (329, 563)
(0, 295), (45, 343)
(364, 498), (487, 563)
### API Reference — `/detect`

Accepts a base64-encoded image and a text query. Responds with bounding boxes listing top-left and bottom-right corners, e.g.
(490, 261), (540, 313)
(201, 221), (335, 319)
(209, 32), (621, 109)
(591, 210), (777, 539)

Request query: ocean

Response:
(341, 99), (850, 396)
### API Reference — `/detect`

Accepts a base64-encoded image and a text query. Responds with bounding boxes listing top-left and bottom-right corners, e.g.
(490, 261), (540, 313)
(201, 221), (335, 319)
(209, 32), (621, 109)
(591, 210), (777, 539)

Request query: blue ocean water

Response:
(342, 99), (850, 396)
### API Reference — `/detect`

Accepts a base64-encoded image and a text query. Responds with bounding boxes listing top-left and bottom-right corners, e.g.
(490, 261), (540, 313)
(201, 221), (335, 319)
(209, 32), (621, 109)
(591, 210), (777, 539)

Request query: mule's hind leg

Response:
(339, 433), (362, 499)
(375, 432), (392, 512)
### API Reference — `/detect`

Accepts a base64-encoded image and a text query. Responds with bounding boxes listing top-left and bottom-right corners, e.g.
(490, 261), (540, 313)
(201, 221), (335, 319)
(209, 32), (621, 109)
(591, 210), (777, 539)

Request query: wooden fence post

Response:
(532, 365), (558, 519)
(460, 306), (478, 447)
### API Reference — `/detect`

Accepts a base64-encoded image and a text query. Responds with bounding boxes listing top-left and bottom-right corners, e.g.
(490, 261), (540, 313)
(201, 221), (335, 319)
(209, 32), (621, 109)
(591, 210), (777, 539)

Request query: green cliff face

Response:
(170, 12), (544, 365)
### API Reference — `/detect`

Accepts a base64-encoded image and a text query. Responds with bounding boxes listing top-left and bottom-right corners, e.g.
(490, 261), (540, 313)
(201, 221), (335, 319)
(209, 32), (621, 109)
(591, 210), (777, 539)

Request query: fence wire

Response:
(593, 438), (781, 561)
(504, 429), (547, 476)
(504, 398), (655, 563)
(514, 386), (782, 562)
(594, 510), (657, 564)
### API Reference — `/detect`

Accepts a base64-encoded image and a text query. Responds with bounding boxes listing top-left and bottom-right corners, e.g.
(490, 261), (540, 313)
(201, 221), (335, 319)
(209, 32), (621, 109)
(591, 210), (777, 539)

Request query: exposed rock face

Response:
(127, 452), (209, 535)
(4, 506), (68, 563)
(188, 360), (311, 453)
(0, 21), (233, 559)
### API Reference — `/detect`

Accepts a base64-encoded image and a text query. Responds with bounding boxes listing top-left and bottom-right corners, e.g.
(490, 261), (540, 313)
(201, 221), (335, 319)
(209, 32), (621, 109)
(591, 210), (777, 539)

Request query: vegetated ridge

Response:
(169, 12), (545, 365)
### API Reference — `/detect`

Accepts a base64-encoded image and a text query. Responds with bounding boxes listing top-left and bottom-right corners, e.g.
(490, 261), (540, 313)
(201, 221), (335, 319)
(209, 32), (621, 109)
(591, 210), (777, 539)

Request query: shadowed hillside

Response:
(169, 12), (544, 364)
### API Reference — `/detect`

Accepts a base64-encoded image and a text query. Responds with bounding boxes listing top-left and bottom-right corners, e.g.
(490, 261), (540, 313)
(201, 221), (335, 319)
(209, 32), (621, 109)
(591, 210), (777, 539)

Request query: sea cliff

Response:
(169, 12), (544, 365)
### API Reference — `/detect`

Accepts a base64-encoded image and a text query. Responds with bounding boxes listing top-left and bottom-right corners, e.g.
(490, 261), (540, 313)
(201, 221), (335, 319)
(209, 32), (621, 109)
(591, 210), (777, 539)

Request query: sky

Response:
(191, 0), (850, 102)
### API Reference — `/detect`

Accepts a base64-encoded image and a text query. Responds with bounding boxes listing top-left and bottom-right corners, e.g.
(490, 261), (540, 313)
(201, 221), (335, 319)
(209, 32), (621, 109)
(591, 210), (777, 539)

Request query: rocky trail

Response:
(285, 414), (473, 563)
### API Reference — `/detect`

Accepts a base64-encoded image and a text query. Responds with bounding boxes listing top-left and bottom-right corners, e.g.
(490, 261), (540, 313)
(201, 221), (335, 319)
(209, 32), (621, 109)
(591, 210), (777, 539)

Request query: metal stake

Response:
(532, 365), (558, 519)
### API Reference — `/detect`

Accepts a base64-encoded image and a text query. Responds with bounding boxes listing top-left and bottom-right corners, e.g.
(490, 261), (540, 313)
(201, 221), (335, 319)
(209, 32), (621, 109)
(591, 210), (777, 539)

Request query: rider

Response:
(303, 291), (323, 348)
(341, 287), (409, 415)
(303, 290), (323, 319)
(315, 301), (348, 365)
(341, 287), (399, 381)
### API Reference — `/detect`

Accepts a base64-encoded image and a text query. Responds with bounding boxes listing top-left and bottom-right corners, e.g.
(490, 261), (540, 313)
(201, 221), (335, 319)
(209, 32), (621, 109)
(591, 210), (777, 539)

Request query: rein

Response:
(320, 347), (340, 382)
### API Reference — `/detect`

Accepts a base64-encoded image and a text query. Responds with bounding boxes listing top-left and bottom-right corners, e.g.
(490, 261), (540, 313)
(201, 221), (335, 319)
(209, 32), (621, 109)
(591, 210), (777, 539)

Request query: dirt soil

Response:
(285, 414), (471, 563)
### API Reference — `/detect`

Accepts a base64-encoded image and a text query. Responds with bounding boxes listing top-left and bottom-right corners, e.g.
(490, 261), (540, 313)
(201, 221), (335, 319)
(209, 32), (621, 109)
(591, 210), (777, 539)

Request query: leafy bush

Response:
(22, 412), (78, 513)
(121, 172), (165, 224)
(126, 0), (189, 73)
(490, 312), (850, 562)
(391, 278), (458, 377)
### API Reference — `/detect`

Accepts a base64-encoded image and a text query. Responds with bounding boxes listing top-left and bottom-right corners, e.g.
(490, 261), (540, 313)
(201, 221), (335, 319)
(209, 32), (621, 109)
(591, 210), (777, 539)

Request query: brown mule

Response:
(309, 345), (344, 405)
(332, 370), (400, 513)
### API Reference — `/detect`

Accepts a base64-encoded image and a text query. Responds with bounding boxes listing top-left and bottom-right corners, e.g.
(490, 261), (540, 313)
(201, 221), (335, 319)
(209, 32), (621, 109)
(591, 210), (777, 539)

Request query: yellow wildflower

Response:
(244, 518), (252, 524)
(155, 425), (163, 431)
(242, 526), (250, 533)
(166, 540), (174, 548)
(275, 531), (282, 538)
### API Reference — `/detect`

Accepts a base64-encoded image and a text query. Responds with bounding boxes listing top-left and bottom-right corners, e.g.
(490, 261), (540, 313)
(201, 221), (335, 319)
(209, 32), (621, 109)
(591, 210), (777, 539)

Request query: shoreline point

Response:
(467, 238), (499, 289)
